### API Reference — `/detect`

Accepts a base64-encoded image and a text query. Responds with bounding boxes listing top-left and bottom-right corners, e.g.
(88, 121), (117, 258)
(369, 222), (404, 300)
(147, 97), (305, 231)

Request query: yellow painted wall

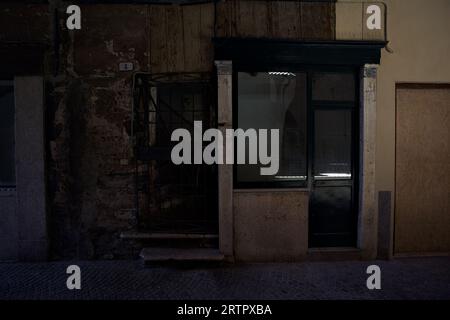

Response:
(338, 0), (450, 256)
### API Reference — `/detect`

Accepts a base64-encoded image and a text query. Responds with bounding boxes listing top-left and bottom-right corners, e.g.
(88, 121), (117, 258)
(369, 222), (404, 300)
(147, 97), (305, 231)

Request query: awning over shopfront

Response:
(214, 38), (387, 68)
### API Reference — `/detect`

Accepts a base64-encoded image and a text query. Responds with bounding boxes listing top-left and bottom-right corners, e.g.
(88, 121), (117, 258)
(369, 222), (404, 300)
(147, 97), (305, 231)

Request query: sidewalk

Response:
(0, 257), (449, 300)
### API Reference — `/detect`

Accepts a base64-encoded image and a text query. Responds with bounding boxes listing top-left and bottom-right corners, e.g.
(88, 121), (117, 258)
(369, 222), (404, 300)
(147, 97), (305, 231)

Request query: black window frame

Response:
(233, 64), (360, 189)
(214, 38), (384, 189)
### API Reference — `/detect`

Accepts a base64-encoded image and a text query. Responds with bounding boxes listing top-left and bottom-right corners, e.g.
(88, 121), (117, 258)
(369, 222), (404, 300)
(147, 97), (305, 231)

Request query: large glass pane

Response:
(314, 109), (352, 179)
(237, 72), (307, 183)
(312, 72), (355, 101)
(0, 83), (15, 186)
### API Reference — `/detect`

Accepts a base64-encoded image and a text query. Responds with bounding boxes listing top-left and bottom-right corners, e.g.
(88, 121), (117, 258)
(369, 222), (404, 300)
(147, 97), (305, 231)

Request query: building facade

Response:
(0, 0), (448, 262)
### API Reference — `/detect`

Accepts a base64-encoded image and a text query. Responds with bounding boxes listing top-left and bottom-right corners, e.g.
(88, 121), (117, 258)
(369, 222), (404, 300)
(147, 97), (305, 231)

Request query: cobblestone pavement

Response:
(0, 257), (449, 300)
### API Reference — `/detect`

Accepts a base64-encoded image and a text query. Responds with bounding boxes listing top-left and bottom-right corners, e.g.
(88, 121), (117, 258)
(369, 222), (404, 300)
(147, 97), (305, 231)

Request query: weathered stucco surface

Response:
(0, 1), (335, 260)
(234, 190), (309, 262)
(338, 0), (450, 258)
(47, 6), (146, 259)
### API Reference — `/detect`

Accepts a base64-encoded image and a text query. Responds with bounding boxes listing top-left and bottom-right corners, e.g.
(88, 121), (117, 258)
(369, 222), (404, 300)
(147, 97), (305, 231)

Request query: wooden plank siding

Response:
(148, 1), (335, 73)
(149, 5), (169, 73)
(270, 1), (302, 39)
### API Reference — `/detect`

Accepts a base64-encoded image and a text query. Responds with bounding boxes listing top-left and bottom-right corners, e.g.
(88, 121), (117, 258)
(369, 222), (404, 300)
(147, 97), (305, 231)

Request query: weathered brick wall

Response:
(0, 1), (335, 260)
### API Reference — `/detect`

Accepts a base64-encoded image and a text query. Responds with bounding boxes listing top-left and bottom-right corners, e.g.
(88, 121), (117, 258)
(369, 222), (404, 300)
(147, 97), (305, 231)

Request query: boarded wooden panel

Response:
(199, 3), (215, 72)
(234, 1), (269, 38)
(149, 6), (168, 73)
(149, 1), (335, 73)
(182, 3), (214, 72)
(216, 1), (332, 40)
(150, 4), (214, 73)
(395, 85), (450, 254)
(215, 0), (233, 38)
(301, 2), (334, 40)
(166, 6), (185, 72)
(183, 4), (202, 72)
(270, 1), (301, 39)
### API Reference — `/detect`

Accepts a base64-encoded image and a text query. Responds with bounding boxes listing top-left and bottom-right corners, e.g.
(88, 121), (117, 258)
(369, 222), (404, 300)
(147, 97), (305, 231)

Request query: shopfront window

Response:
(312, 72), (355, 180)
(314, 108), (352, 179)
(235, 70), (356, 187)
(236, 71), (307, 186)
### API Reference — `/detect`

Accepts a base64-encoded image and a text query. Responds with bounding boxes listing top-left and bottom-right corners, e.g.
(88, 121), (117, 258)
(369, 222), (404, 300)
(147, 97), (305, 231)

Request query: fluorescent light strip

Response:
(268, 72), (296, 77)
(274, 175), (307, 180)
(315, 173), (352, 178)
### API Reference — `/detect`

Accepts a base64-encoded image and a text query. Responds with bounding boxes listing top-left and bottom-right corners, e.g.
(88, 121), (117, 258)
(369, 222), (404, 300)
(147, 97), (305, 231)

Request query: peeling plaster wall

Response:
(47, 6), (146, 259)
(1, 4), (144, 259)
(0, 2), (335, 260)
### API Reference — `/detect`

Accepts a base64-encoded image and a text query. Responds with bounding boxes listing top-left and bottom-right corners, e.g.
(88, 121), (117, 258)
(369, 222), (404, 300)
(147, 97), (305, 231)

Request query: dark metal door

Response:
(308, 71), (359, 247)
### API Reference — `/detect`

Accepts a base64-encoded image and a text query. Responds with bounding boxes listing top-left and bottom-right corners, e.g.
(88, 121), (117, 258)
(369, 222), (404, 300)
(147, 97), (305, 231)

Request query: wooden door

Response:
(395, 84), (450, 254)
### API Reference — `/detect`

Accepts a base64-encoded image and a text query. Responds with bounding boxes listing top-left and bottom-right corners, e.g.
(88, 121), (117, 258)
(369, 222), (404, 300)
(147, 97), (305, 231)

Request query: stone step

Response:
(140, 247), (224, 263)
(121, 231), (218, 240)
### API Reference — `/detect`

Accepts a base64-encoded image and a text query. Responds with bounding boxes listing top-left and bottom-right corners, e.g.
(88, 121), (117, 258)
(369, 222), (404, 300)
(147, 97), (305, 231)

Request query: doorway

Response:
(308, 71), (359, 247)
(394, 84), (450, 254)
(233, 68), (360, 248)
(132, 73), (218, 234)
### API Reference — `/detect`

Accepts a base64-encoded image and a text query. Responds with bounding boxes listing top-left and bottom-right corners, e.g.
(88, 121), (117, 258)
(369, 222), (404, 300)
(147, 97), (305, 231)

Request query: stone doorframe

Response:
(215, 60), (379, 261)
(215, 61), (234, 260)
(358, 64), (378, 260)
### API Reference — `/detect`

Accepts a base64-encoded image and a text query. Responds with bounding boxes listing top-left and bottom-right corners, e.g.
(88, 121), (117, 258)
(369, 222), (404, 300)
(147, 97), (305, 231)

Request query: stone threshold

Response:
(120, 231), (219, 240)
(307, 247), (362, 261)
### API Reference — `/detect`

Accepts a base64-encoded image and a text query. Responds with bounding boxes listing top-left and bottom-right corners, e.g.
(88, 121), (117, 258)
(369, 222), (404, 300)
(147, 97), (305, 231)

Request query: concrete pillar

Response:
(215, 60), (234, 260)
(358, 64), (378, 260)
(14, 76), (48, 261)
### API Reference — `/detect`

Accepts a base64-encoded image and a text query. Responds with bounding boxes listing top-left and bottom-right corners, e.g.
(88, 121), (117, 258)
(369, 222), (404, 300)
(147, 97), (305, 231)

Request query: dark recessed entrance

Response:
(308, 71), (359, 247)
(233, 68), (359, 248)
(215, 38), (384, 249)
(132, 73), (218, 234)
